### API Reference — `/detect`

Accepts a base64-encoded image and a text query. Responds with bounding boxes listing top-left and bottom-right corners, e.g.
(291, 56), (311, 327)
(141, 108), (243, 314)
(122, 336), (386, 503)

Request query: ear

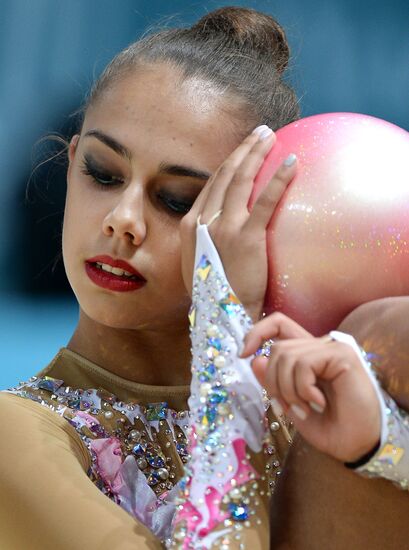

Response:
(67, 134), (80, 179)
(68, 134), (80, 161)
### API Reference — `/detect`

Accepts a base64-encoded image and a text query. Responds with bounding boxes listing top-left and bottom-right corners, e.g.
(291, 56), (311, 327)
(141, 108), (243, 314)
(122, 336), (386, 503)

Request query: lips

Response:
(85, 255), (146, 292)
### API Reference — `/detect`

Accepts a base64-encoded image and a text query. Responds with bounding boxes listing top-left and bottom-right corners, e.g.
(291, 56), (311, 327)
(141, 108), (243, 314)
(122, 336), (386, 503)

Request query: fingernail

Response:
(238, 342), (245, 356)
(253, 125), (274, 141)
(253, 124), (269, 135)
(259, 127), (274, 141)
(284, 153), (297, 166)
(309, 401), (325, 414)
(290, 404), (308, 420)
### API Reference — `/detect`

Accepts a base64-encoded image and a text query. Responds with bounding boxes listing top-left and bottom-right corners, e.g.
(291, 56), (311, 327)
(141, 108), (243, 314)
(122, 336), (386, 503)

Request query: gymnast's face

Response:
(63, 62), (240, 331)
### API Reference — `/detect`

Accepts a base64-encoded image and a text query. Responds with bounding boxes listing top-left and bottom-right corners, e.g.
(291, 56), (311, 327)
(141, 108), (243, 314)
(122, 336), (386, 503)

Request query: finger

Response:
(264, 339), (338, 411)
(254, 354), (280, 399)
(200, 127), (271, 224)
(270, 396), (290, 415)
(274, 352), (312, 419)
(216, 130), (276, 224)
(241, 312), (312, 357)
(251, 355), (269, 386)
(293, 356), (327, 412)
(275, 351), (300, 405)
(244, 153), (297, 232)
(276, 397), (290, 414)
(182, 130), (259, 228)
(187, 178), (213, 221)
(309, 343), (357, 382)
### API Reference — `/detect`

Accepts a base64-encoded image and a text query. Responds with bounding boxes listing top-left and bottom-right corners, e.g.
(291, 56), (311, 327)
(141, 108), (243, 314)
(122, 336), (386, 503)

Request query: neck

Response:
(67, 309), (191, 386)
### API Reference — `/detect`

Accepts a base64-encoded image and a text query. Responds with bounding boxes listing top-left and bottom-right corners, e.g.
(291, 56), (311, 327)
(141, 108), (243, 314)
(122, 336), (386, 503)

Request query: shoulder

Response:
(338, 296), (409, 338)
(0, 391), (91, 473)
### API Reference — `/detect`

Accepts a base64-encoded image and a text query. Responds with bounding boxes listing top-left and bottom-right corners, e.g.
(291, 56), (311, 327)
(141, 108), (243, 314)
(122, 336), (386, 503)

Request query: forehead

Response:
(82, 63), (242, 172)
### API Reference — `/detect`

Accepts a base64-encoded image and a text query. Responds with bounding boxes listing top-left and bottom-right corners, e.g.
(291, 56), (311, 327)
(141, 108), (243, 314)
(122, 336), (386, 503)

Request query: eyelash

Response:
(156, 193), (193, 215)
(81, 157), (124, 187)
(81, 157), (194, 215)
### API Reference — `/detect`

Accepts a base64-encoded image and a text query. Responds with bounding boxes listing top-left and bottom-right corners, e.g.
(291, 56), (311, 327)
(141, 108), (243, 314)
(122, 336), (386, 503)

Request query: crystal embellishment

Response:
(196, 255), (212, 281)
(378, 443), (405, 465)
(219, 293), (242, 316)
(37, 376), (64, 393)
(146, 402), (168, 421)
(228, 502), (249, 521)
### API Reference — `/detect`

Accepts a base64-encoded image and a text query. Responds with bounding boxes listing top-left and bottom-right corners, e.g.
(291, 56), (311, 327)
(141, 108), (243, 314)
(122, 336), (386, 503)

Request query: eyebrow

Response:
(158, 162), (211, 181)
(84, 128), (211, 181)
(84, 129), (132, 160)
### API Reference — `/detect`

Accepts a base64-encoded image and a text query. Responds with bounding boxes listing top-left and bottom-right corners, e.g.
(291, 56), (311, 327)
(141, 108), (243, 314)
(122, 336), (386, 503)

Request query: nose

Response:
(102, 185), (146, 246)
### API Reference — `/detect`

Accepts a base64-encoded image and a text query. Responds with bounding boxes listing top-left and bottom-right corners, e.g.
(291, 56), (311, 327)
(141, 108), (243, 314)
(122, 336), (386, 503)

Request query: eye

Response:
(81, 155), (124, 187)
(157, 192), (194, 215)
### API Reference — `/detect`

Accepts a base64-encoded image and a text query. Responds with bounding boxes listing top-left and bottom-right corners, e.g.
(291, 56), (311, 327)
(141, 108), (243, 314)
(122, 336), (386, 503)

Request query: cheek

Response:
(62, 181), (98, 272)
(62, 192), (82, 291)
(159, 230), (183, 278)
(153, 225), (187, 296)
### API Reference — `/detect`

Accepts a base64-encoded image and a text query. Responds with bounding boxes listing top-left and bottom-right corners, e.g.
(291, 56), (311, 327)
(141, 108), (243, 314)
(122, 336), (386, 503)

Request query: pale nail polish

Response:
(284, 153), (297, 166)
(290, 404), (308, 420)
(253, 124), (269, 135)
(309, 401), (325, 414)
(259, 127), (274, 141)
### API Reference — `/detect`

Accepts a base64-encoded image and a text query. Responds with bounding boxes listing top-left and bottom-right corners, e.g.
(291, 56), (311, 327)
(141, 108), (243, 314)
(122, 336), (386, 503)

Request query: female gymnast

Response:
(1, 6), (408, 550)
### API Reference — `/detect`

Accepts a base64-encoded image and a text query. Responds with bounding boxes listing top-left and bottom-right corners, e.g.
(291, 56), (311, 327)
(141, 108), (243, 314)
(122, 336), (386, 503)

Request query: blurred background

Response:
(1, 0), (408, 388)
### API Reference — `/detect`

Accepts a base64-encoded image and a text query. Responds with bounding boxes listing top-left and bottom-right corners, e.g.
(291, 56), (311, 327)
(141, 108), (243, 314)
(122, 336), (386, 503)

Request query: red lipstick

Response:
(85, 255), (146, 292)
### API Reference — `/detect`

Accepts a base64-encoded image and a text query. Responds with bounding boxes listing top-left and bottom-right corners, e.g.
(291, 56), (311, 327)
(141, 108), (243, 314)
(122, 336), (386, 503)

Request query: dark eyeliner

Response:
(157, 192), (194, 215)
(81, 155), (124, 187)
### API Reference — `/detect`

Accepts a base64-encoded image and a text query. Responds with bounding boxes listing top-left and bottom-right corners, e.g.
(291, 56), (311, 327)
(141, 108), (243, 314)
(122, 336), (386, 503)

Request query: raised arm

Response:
(172, 126), (297, 548)
(0, 393), (161, 550)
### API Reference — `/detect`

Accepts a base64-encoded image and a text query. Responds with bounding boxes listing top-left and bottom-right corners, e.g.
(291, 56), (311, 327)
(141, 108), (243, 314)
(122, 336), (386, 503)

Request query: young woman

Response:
(0, 6), (408, 550)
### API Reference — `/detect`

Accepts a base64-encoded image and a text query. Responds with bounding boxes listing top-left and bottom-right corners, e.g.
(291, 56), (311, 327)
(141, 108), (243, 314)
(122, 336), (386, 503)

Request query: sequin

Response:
(228, 502), (249, 521)
(146, 402), (168, 421)
(188, 307), (196, 328)
(37, 376), (64, 393)
(214, 355), (226, 368)
(129, 429), (141, 441)
(96, 388), (116, 404)
(378, 444), (404, 465)
(146, 453), (165, 469)
(207, 337), (222, 351)
(219, 293), (242, 316)
(67, 397), (81, 409)
(255, 339), (274, 357)
(132, 443), (147, 456)
(206, 324), (219, 338)
(137, 457), (148, 469)
(208, 387), (228, 404)
(196, 255), (212, 280)
(199, 371), (213, 383)
(176, 443), (189, 458)
(147, 472), (161, 486)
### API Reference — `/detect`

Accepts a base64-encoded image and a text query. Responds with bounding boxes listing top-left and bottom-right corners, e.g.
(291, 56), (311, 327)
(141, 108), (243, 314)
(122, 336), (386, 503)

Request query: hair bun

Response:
(191, 6), (290, 75)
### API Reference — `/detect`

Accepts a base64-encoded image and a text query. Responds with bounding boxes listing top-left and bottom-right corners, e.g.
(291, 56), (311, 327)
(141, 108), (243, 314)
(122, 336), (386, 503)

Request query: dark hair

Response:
(84, 6), (299, 133)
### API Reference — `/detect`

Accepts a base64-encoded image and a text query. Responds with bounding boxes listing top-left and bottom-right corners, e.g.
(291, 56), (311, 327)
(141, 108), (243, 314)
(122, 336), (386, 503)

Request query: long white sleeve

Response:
(170, 224), (288, 548)
(330, 331), (409, 489)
